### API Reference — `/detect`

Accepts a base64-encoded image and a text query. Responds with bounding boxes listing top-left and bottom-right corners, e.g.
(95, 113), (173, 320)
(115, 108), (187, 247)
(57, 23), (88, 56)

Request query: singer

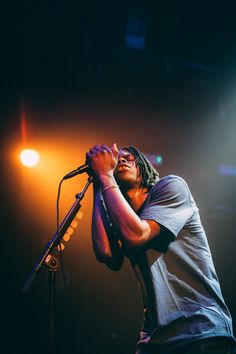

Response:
(86, 143), (236, 354)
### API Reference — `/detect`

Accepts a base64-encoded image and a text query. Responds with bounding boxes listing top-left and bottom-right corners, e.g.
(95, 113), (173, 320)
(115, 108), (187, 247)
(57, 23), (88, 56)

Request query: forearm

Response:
(92, 189), (114, 259)
(92, 185), (124, 268)
(100, 175), (149, 247)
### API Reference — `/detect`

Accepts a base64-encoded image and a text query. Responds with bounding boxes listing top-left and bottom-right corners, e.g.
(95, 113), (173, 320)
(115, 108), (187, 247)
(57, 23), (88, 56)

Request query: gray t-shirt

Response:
(129, 175), (235, 353)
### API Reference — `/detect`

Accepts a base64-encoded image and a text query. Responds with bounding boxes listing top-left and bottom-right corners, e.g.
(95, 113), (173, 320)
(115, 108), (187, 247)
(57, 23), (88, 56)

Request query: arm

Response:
(87, 144), (162, 250)
(100, 174), (161, 249)
(92, 181), (124, 270)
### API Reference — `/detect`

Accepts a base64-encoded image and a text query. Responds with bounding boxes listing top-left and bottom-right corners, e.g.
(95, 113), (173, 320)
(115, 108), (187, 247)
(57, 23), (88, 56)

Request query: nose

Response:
(118, 155), (128, 163)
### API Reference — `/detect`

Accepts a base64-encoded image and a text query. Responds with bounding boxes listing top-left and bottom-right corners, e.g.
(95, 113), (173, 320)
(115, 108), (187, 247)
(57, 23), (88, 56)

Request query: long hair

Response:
(121, 145), (160, 190)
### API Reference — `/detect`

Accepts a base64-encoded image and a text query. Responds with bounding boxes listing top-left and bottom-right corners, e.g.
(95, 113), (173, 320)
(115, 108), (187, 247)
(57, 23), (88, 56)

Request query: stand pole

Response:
(21, 175), (93, 293)
(49, 269), (57, 354)
(21, 175), (93, 353)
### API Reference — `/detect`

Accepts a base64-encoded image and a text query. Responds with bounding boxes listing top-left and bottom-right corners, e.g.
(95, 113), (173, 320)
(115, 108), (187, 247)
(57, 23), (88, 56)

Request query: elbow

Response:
(94, 249), (124, 271)
(94, 248), (113, 262)
(122, 230), (147, 250)
(122, 219), (162, 250)
(121, 220), (153, 250)
(120, 219), (150, 249)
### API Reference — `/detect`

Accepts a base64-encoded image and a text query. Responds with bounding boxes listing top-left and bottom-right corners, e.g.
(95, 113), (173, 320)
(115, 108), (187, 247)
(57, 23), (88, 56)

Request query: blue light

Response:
(156, 155), (163, 165)
(218, 165), (236, 176)
(126, 9), (146, 50)
(145, 153), (164, 166)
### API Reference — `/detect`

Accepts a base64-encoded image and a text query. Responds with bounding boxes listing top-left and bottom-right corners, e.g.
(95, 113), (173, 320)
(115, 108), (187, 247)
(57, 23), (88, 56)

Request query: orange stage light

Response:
(20, 149), (40, 167)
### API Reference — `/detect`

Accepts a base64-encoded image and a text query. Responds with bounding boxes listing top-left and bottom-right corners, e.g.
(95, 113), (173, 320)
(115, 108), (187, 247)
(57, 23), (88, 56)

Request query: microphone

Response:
(63, 163), (91, 180)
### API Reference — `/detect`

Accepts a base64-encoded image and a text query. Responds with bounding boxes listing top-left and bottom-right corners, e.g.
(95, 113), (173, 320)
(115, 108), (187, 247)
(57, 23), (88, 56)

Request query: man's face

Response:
(114, 149), (141, 187)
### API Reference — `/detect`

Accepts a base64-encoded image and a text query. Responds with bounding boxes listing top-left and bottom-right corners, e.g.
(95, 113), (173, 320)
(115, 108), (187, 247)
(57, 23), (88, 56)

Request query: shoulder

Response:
(149, 175), (191, 202)
(152, 174), (189, 192)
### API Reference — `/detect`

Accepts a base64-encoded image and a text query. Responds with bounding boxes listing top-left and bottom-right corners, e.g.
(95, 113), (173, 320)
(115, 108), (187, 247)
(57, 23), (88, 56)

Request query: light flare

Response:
(20, 149), (40, 167)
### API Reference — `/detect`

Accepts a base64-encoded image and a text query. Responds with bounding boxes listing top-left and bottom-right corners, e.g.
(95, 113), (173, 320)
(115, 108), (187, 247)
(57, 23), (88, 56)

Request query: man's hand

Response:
(86, 143), (119, 181)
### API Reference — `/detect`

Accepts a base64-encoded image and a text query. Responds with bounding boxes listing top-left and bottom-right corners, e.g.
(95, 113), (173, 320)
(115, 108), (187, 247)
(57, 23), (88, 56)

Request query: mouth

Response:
(116, 164), (131, 172)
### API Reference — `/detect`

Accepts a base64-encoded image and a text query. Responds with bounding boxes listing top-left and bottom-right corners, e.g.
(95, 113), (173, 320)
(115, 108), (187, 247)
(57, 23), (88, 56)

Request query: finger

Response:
(93, 145), (102, 151)
(112, 142), (118, 152)
(112, 142), (119, 158)
(86, 152), (93, 160)
(90, 148), (99, 154)
(101, 144), (111, 152)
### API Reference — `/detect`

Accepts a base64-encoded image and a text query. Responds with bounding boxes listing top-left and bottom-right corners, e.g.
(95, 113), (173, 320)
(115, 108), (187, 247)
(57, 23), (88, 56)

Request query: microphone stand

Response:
(21, 175), (93, 353)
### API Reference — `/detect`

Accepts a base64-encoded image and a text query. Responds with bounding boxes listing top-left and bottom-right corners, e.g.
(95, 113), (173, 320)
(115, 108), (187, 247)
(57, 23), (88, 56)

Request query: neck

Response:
(123, 186), (149, 212)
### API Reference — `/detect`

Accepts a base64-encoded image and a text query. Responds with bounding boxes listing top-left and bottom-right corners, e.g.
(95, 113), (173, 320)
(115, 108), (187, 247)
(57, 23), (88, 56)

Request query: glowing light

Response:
(57, 243), (65, 251)
(71, 220), (78, 228)
(146, 153), (164, 166)
(63, 233), (71, 242)
(20, 149), (40, 167)
(66, 227), (74, 236)
(156, 155), (163, 165)
(76, 211), (83, 220)
(218, 164), (236, 176)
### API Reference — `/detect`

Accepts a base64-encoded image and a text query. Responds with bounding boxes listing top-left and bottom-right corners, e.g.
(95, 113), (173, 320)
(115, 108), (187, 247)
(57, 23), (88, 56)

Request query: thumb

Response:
(112, 142), (119, 158)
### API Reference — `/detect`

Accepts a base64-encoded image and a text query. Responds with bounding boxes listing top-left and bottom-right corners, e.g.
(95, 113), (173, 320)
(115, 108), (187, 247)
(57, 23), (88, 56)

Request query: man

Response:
(86, 143), (236, 354)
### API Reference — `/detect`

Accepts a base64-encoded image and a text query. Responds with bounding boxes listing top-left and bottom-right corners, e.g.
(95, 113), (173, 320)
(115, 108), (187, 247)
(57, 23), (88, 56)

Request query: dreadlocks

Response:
(121, 145), (160, 190)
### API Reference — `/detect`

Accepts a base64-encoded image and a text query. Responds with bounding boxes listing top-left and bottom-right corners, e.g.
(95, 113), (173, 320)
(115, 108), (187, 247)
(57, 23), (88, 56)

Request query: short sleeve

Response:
(139, 175), (194, 237)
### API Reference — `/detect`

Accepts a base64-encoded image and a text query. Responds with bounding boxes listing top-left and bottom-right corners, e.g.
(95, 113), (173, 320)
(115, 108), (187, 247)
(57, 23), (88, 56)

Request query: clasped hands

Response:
(86, 143), (119, 180)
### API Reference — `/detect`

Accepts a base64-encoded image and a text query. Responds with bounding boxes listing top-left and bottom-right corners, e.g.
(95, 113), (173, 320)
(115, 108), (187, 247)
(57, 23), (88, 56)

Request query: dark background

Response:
(1, 2), (236, 353)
